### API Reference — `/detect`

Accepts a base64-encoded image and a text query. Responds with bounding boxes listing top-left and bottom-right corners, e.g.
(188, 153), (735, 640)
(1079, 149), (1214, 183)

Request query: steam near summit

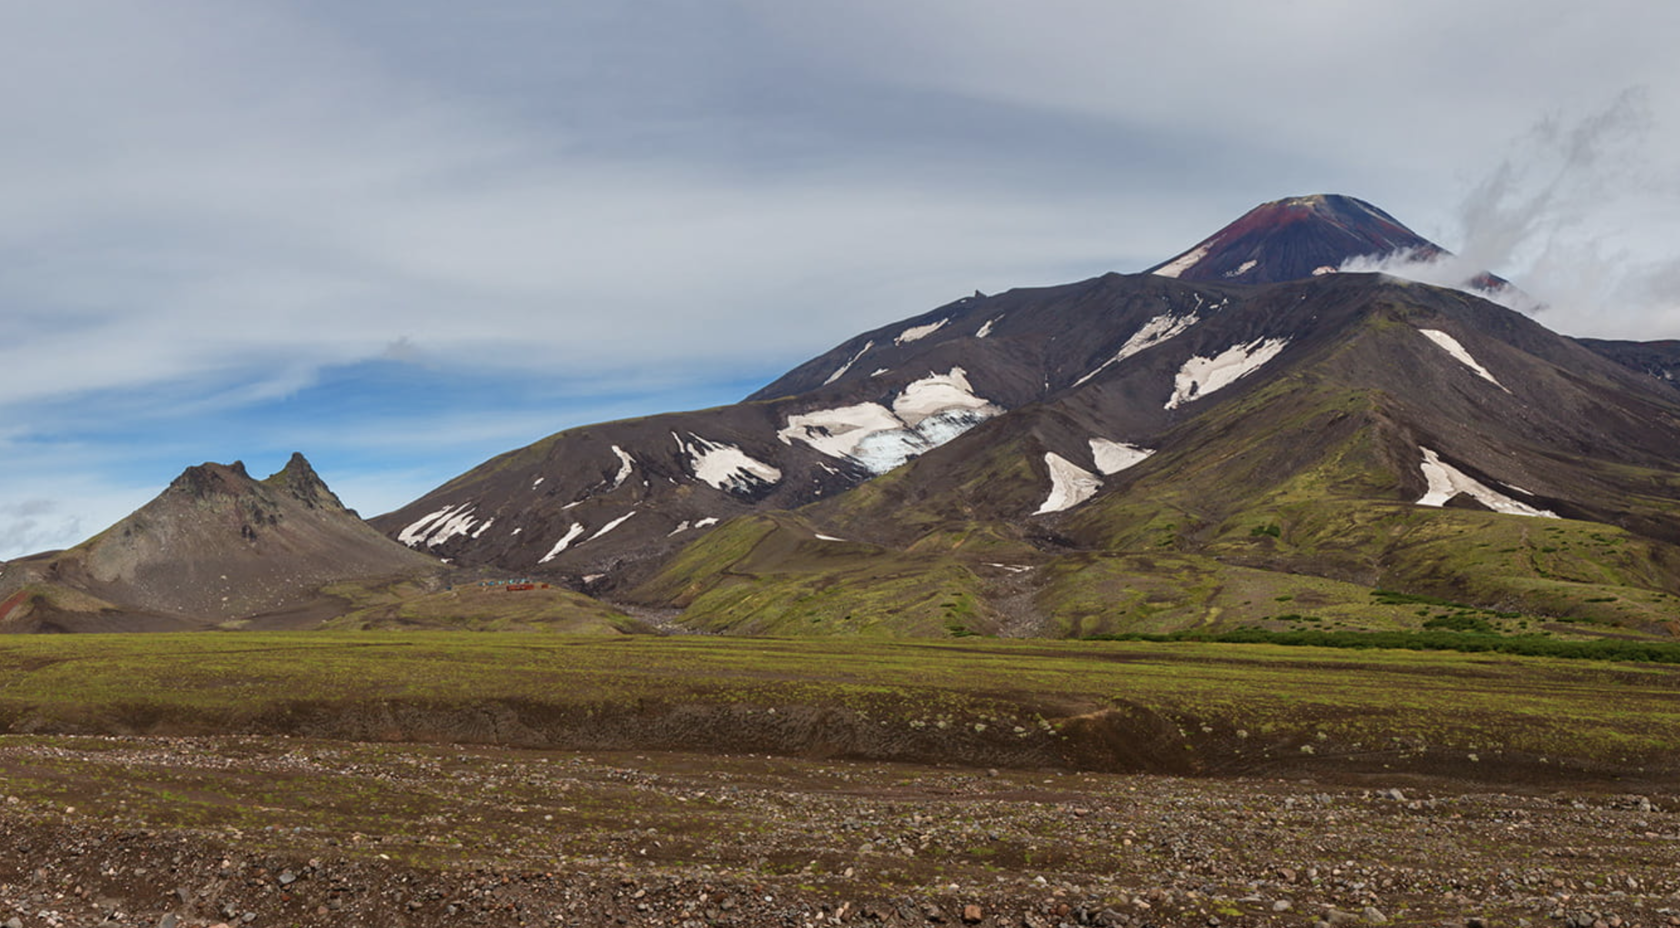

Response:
(1146, 194), (1507, 294)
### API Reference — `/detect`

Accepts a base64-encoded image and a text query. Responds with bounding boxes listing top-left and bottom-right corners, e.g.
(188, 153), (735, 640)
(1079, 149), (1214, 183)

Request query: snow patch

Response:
(539, 523), (586, 563)
(1225, 259), (1259, 277)
(531, 477), (544, 489)
(471, 519), (495, 539)
(694, 517), (720, 528)
(976, 316), (1000, 338)
(778, 402), (904, 459)
(894, 318), (947, 345)
(892, 367), (993, 427)
(1033, 453), (1103, 515)
(850, 409), (993, 474)
(1164, 338), (1289, 409)
(814, 534), (845, 542)
(823, 340), (874, 386)
(397, 504), (464, 547)
(1088, 439), (1154, 475)
(1311, 265), (1338, 276)
(1415, 447), (1557, 518)
(668, 520), (691, 536)
(1152, 245), (1208, 279)
(1073, 313), (1199, 387)
(778, 369), (1001, 474)
(587, 511), (636, 541)
(680, 434), (782, 494)
(609, 445), (635, 488)
(870, 368), (889, 377)
(400, 503), (481, 548)
(1418, 329), (1508, 391)
(426, 510), (481, 547)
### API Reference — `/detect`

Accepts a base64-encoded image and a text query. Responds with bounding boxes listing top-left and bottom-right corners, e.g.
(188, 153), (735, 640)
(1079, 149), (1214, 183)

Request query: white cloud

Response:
(1336, 90), (1680, 337)
(3, 0), (1679, 557)
(0, 473), (156, 563)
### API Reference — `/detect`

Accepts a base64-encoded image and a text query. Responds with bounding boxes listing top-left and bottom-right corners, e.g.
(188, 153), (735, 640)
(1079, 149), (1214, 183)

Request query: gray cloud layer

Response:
(1342, 90), (1680, 336)
(3, 0), (1679, 558)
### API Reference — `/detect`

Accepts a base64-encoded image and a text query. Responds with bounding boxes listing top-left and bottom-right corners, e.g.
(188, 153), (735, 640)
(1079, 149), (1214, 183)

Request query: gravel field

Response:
(3, 736), (1679, 928)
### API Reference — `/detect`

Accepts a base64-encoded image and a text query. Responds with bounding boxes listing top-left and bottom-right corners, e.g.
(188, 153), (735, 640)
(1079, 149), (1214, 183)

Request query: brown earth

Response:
(3, 736), (1679, 928)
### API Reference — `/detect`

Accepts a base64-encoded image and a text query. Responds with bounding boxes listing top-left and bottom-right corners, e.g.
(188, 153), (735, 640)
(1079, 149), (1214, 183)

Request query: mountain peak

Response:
(263, 451), (342, 510)
(2, 450), (436, 630)
(1146, 193), (1442, 285)
(169, 460), (255, 500)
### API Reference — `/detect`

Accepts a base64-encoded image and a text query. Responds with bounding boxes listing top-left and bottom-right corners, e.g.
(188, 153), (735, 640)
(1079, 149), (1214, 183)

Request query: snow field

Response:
(1164, 338), (1289, 409)
(1415, 447), (1556, 518)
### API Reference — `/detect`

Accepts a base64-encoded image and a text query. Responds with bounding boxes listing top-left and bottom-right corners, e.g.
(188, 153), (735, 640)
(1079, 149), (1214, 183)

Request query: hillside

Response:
(358, 194), (1680, 640)
(626, 274), (1680, 636)
(0, 454), (446, 631)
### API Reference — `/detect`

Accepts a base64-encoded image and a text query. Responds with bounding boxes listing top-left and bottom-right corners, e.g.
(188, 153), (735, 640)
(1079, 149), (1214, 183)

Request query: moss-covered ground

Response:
(2, 633), (1678, 784)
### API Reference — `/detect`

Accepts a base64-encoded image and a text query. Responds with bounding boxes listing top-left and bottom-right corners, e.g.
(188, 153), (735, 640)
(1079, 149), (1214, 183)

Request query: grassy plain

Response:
(2, 633), (1677, 784)
(316, 577), (643, 633)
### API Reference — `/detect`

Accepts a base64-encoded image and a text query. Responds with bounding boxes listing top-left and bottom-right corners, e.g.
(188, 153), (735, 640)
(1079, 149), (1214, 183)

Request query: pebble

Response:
(2, 736), (1677, 928)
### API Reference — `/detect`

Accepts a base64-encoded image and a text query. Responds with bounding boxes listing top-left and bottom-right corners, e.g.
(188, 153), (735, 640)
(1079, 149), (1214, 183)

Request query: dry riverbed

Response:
(3, 736), (1679, 928)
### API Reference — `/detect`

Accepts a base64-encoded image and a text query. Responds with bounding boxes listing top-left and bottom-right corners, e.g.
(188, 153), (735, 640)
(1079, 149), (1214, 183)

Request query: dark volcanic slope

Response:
(1578, 337), (1680, 391)
(370, 194), (1475, 584)
(634, 272), (1680, 635)
(817, 273), (1680, 537)
(0, 454), (442, 632)
(372, 274), (1238, 586)
(376, 192), (1680, 626)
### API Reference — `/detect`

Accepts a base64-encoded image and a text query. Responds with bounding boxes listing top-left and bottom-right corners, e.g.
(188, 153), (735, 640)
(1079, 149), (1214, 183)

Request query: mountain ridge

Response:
(11, 193), (1680, 638)
(0, 453), (444, 632)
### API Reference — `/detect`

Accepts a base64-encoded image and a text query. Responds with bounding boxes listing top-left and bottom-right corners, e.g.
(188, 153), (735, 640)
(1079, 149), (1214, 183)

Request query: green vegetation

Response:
(1421, 613), (1494, 633)
(1, 632), (1679, 781)
(628, 513), (1000, 636)
(1092, 626), (1680, 664)
(319, 578), (641, 633)
(629, 347), (1680, 640)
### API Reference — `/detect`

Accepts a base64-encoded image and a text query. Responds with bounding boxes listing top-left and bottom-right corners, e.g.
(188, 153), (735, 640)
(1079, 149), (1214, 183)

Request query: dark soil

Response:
(4, 736), (1679, 928)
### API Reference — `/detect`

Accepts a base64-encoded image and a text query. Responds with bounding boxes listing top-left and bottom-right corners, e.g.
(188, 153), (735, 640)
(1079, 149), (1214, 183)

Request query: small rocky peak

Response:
(264, 452), (345, 510)
(169, 461), (255, 500)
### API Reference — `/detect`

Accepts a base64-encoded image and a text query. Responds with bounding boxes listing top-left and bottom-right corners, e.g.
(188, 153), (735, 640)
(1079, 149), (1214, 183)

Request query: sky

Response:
(4, 0), (1680, 560)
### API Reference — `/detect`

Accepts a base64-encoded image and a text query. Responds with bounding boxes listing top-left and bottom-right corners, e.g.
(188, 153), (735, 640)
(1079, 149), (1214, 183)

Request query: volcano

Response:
(1143, 193), (1511, 293)
(366, 194), (1680, 639)
(21, 194), (1676, 637)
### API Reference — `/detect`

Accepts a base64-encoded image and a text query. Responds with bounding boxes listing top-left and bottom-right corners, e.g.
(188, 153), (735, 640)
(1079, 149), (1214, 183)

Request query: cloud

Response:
(0, 498), (89, 562)
(0, 1), (1149, 416)
(4, 0), (1680, 557)
(1336, 90), (1680, 337)
(0, 499), (84, 562)
(7, 0), (1677, 423)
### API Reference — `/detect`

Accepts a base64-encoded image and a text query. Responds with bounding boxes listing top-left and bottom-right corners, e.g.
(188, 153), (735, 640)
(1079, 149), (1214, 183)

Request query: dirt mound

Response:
(6, 692), (1659, 789)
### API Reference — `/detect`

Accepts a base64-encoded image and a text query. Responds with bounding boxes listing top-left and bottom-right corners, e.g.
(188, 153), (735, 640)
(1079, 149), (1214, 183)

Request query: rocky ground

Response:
(3, 736), (1679, 928)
